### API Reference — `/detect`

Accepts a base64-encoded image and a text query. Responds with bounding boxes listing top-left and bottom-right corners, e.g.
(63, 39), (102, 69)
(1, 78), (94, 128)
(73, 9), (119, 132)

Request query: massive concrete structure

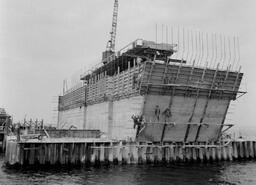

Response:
(58, 39), (244, 143)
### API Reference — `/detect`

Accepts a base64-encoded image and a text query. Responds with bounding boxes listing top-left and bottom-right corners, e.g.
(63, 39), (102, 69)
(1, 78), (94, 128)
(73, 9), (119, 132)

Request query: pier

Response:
(5, 137), (256, 167)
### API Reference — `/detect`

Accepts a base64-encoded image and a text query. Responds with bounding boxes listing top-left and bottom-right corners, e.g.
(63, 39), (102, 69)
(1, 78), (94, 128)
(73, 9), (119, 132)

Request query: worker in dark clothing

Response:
(162, 107), (172, 123)
(154, 105), (161, 121)
(131, 115), (144, 137)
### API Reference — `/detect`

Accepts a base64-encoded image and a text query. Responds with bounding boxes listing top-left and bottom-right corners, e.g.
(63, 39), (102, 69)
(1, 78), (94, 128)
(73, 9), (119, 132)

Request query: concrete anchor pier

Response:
(4, 139), (256, 167)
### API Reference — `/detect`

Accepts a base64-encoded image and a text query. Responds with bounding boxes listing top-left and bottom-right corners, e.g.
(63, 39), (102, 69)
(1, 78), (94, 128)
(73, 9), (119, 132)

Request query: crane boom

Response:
(107, 0), (118, 51)
(102, 0), (119, 63)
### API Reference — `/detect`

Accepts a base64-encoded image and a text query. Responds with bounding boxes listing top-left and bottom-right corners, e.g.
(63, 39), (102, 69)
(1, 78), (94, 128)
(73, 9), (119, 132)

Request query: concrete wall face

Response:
(58, 95), (144, 140)
(144, 95), (229, 124)
(141, 94), (230, 142)
(58, 106), (85, 129)
(85, 101), (109, 134)
(111, 96), (144, 140)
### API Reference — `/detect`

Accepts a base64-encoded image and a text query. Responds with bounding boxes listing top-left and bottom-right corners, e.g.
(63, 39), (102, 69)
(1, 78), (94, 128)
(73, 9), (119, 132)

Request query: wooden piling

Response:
(232, 142), (238, 160)
(238, 141), (244, 159)
(217, 147), (222, 161)
(192, 147), (197, 161)
(249, 141), (254, 158)
(254, 141), (256, 158)
(4, 139), (256, 167)
(210, 147), (216, 161)
(244, 141), (249, 159)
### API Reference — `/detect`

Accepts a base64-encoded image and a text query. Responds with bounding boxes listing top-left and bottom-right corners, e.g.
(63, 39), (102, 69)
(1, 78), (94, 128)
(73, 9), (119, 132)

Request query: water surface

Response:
(0, 155), (256, 185)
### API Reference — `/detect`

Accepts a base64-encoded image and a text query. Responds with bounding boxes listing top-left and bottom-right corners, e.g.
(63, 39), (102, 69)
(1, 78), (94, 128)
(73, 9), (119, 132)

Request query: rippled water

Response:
(0, 155), (256, 185)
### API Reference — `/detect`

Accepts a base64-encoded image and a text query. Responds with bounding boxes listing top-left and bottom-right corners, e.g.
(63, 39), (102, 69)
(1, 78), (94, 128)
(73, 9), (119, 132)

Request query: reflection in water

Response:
(0, 155), (255, 185)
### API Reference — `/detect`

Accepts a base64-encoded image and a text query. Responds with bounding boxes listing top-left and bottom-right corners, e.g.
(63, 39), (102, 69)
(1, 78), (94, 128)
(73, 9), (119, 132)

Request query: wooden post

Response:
(117, 144), (122, 164)
(192, 147), (197, 162)
(217, 147), (222, 161)
(17, 124), (21, 142)
(153, 146), (158, 163)
(210, 147), (216, 161)
(185, 147), (192, 162)
(198, 147), (203, 162)
(173, 145), (178, 162)
(123, 146), (131, 164)
(157, 146), (162, 163)
(178, 147), (184, 162)
(148, 146), (154, 163)
(141, 146), (147, 164)
(244, 141), (249, 159)
(228, 144), (233, 161)
(100, 144), (105, 163)
(170, 145), (175, 162)
(20, 143), (24, 165)
(165, 146), (170, 163)
(112, 143), (118, 164)
(91, 144), (96, 165)
(254, 141), (256, 158)
(238, 141), (244, 159)
(249, 141), (254, 158)
(131, 145), (138, 164)
(222, 146), (227, 161)
(108, 143), (113, 163)
(205, 147), (210, 161)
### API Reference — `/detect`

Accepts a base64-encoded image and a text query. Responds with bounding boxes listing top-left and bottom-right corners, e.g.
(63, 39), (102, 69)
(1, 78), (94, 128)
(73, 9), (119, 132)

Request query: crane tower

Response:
(102, 0), (119, 63)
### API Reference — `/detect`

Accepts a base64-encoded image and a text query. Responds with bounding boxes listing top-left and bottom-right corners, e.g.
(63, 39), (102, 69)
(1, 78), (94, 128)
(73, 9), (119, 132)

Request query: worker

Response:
(162, 107), (172, 123)
(132, 73), (139, 89)
(131, 115), (144, 137)
(154, 105), (161, 121)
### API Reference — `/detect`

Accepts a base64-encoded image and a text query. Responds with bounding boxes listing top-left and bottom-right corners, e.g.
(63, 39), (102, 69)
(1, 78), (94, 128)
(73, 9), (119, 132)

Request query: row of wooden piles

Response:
(5, 140), (256, 167)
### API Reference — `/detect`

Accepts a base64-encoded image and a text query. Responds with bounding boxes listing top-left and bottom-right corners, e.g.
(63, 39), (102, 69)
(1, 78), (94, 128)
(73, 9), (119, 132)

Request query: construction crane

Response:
(102, 0), (119, 63)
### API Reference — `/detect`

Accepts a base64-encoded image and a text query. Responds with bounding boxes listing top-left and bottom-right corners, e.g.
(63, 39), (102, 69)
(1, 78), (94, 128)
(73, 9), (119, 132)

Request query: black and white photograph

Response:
(0, 0), (256, 184)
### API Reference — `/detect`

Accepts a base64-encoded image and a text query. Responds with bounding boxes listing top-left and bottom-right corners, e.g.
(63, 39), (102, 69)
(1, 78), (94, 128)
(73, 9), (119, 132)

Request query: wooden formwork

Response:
(86, 64), (141, 105)
(140, 62), (243, 99)
(58, 86), (86, 111)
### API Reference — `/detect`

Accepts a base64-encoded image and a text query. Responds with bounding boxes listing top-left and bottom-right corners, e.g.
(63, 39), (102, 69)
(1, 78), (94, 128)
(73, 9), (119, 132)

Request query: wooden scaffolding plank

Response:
(168, 61), (184, 108)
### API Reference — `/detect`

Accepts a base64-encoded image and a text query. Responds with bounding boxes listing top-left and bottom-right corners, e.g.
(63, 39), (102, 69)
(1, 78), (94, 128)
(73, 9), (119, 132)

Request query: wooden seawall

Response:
(5, 139), (256, 167)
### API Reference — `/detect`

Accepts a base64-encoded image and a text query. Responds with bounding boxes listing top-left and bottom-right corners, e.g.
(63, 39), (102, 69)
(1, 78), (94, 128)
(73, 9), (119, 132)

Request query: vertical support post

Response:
(168, 60), (183, 109)
(199, 63), (219, 123)
(108, 100), (113, 139)
(188, 62), (208, 123)
(160, 124), (167, 143)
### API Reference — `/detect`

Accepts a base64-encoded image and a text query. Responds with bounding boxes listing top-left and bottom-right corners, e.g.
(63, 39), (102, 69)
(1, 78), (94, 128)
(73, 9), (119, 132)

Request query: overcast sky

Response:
(0, 0), (255, 136)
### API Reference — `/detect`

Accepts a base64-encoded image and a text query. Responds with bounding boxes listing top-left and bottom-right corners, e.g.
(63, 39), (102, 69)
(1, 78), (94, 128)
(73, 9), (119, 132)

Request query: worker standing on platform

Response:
(163, 107), (172, 123)
(154, 105), (161, 121)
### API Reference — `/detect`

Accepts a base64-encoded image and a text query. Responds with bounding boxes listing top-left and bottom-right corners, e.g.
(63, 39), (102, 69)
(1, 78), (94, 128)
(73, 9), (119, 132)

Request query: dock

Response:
(5, 137), (256, 167)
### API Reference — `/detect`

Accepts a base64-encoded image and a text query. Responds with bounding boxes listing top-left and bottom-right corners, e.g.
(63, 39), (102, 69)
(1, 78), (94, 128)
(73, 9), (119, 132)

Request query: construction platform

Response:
(5, 137), (256, 167)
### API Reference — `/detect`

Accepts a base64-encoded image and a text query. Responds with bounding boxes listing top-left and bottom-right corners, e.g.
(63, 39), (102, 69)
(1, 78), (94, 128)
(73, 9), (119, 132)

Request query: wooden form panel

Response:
(86, 66), (140, 105)
(197, 124), (220, 142)
(163, 124), (188, 142)
(171, 96), (196, 124)
(58, 86), (86, 111)
(143, 95), (228, 125)
(191, 98), (207, 123)
(143, 95), (170, 123)
(137, 123), (164, 142)
(202, 99), (229, 124)
(141, 62), (243, 99)
(137, 123), (222, 142)
(86, 77), (109, 104)
(141, 94), (231, 142)
(186, 124), (199, 142)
